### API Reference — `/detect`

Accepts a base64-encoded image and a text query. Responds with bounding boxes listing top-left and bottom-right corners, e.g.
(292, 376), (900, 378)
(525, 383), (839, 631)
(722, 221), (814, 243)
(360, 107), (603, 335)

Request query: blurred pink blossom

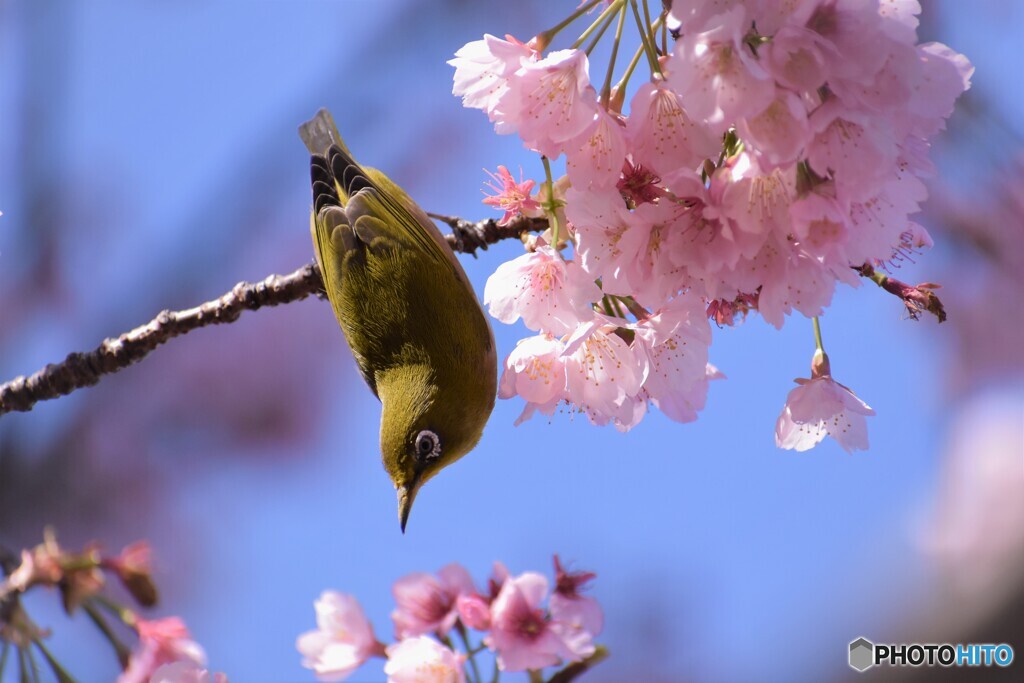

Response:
(297, 591), (383, 682)
(455, 594), (491, 631)
(118, 617), (206, 683)
(383, 636), (466, 683)
(150, 662), (228, 683)
(549, 556), (603, 657)
(391, 564), (476, 639)
(486, 571), (579, 672)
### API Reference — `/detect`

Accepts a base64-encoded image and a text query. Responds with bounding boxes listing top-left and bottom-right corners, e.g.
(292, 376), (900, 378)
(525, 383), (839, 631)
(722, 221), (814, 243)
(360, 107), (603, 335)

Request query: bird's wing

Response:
(324, 145), (455, 274)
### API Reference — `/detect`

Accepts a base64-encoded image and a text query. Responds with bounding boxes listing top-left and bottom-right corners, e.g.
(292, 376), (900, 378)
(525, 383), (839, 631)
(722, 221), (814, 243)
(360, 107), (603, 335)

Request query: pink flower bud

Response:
(456, 594), (491, 631)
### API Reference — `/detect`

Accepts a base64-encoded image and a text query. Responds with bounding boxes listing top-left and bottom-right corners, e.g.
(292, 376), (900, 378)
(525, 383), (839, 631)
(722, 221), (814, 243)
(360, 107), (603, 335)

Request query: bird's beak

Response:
(397, 474), (421, 534)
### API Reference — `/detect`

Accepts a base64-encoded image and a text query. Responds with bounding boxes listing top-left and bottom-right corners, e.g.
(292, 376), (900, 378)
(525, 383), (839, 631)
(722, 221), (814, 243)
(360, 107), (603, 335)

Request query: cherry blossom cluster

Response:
(0, 529), (225, 683)
(297, 556), (605, 682)
(450, 0), (972, 450)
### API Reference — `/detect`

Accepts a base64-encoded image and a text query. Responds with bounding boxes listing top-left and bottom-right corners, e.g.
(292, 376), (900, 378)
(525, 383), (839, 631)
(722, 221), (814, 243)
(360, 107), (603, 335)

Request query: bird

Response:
(299, 109), (497, 532)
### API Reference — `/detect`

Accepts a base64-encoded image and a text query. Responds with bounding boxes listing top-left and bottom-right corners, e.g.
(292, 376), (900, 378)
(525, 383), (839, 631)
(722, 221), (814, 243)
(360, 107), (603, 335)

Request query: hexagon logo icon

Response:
(849, 637), (875, 672)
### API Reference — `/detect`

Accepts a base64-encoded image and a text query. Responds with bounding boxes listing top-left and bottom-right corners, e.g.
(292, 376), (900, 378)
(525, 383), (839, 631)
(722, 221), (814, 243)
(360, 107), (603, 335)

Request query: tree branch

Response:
(0, 215), (546, 418)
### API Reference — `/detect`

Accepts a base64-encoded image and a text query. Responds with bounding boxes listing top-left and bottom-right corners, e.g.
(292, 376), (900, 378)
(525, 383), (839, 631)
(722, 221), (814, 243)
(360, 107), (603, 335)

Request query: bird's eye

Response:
(414, 430), (441, 461)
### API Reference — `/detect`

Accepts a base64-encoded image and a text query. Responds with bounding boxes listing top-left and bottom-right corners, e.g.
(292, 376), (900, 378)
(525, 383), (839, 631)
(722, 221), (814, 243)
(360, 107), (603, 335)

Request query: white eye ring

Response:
(414, 430), (441, 461)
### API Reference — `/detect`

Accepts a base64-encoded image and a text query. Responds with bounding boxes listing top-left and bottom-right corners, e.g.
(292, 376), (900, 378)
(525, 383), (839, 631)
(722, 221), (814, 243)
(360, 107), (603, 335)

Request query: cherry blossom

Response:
(501, 48), (599, 158)
(391, 564), (476, 639)
(549, 557), (603, 659)
(482, 165), (540, 226)
(118, 617), (206, 683)
(383, 637), (466, 683)
(297, 591), (383, 681)
(483, 246), (599, 335)
(775, 351), (875, 453)
(562, 320), (647, 429)
(453, 0), (971, 443)
(150, 662), (228, 683)
(449, 34), (535, 127)
(498, 333), (569, 425)
(486, 571), (578, 672)
(632, 298), (714, 423)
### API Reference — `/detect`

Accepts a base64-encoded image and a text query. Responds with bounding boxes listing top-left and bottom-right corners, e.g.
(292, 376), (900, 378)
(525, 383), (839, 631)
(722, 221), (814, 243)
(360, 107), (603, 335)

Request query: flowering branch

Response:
(854, 264), (948, 323)
(0, 214), (545, 419)
(0, 529), (224, 682)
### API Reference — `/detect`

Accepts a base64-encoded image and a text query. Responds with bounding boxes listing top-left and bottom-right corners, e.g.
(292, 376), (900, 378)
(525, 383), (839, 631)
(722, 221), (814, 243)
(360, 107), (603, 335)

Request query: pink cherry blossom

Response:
(565, 107), (627, 190)
(566, 189), (649, 296)
(118, 617), (206, 683)
(297, 591), (383, 682)
(763, 26), (828, 93)
(667, 5), (775, 133)
(451, 1), (971, 440)
(150, 662), (228, 683)
(498, 333), (568, 425)
(632, 297), (714, 423)
(626, 80), (719, 177)
(775, 352), (875, 453)
(383, 637), (466, 683)
(449, 35), (535, 127)
(484, 246), (598, 335)
(563, 320), (647, 429)
(549, 556), (602, 659)
(502, 48), (599, 158)
(738, 90), (809, 167)
(482, 166), (540, 226)
(391, 564), (476, 639)
(455, 593), (491, 631)
(486, 572), (576, 672)
(616, 160), (668, 207)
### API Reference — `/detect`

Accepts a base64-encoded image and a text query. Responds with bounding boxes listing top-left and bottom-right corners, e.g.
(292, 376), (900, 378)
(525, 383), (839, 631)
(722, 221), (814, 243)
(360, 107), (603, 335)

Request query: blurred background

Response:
(0, 1), (1020, 681)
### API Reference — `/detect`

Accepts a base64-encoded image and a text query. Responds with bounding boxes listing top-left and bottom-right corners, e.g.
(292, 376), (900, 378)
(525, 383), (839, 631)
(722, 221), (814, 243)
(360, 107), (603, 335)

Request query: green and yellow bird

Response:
(299, 109), (497, 532)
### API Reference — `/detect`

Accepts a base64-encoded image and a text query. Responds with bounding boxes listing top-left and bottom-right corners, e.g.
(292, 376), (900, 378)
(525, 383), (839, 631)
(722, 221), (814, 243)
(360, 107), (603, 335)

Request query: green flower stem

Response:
(629, 0), (661, 76)
(83, 602), (131, 668)
(573, 0), (623, 51)
(18, 645), (29, 683)
(610, 296), (626, 319)
(529, 670), (544, 683)
(455, 622), (483, 683)
(26, 644), (41, 683)
(642, 0), (656, 52)
(536, 0), (603, 50)
(600, 2), (629, 103)
(540, 156), (562, 247)
(612, 14), (664, 97)
(812, 316), (824, 353)
(0, 641), (10, 678)
(617, 295), (649, 320)
(92, 594), (138, 630)
(584, 12), (616, 57)
(33, 640), (77, 683)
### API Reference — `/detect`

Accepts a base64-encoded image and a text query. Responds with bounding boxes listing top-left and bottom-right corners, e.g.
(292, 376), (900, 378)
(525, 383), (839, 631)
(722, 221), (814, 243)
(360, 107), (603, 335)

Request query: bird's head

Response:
(377, 363), (491, 533)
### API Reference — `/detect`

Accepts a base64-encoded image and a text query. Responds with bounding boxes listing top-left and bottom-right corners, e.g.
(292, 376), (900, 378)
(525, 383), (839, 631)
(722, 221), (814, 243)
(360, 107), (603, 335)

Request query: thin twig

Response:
(0, 215), (547, 418)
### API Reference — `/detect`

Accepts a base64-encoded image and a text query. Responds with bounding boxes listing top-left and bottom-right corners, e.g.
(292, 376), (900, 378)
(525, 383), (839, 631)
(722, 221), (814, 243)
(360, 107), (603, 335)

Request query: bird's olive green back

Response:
(300, 109), (497, 488)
